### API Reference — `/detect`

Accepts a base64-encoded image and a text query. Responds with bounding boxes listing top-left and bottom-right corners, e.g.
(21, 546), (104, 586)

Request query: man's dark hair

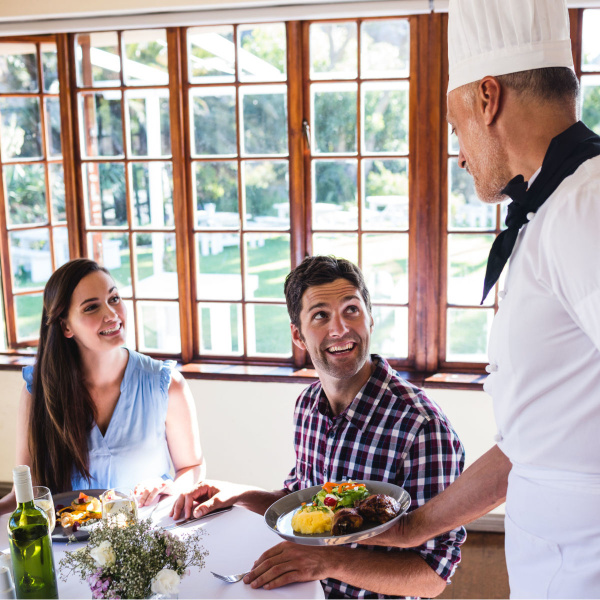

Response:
(497, 67), (579, 103)
(284, 255), (372, 330)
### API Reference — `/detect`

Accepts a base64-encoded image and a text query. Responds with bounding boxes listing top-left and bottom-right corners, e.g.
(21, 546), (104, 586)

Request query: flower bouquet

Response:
(59, 518), (207, 599)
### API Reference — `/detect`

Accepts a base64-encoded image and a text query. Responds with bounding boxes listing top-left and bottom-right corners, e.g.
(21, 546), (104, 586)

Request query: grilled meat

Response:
(357, 494), (401, 524)
(331, 508), (364, 535)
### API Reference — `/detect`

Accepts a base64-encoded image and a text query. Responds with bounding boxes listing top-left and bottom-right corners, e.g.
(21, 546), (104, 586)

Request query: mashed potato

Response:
(291, 505), (334, 534)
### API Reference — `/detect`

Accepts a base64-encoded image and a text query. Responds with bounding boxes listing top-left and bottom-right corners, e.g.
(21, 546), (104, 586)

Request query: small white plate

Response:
(264, 481), (411, 546)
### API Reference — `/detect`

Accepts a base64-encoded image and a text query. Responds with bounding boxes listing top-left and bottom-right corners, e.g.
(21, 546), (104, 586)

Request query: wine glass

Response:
(33, 486), (56, 534)
(101, 488), (138, 526)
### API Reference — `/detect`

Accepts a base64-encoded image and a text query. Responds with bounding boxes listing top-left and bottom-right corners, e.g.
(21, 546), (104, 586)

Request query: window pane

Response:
(188, 26), (235, 84)
(582, 10), (600, 72)
(363, 159), (409, 230)
(53, 227), (70, 268)
(15, 294), (43, 341)
(137, 301), (181, 353)
(79, 92), (124, 157)
(88, 232), (131, 289)
(371, 306), (408, 358)
(122, 29), (168, 86)
(312, 233), (358, 263)
(313, 160), (357, 230)
(41, 43), (59, 93)
(127, 91), (171, 157)
(0, 43), (38, 92)
(10, 229), (51, 290)
(123, 299), (136, 348)
(448, 159), (496, 230)
(199, 302), (243, 355)
(310, 23), (357, 80)
(0, 97), (43, 160)
(194, 161), (239, 228)
(581, 76), (600, 136)
(362, 82), (408, 154)
(75, 32), (121, 88)
(45, 97), (62, 158)
(241, 85), (288, 156)
(246, 303), (291, 356)
(361, 20), (409, 79)
(245, 233), (290, 300)
(243, 160), (289, 229)
(190, 88), (237, 156)
(447, 308), (493, 363)
(134, 233), (178, 299)
(363, 233), (408, 304)
(84, 162), (127, 227)
(448, 234), (494, 306)
(130, 162), (173, 228)
(196, 233), (242, 301)
(448, 123), (460, 154)
(49, 163), (66, 222)
(238, 23), (287, 82)
(4, 164), (47, 226)
(312, 83), (357, 154)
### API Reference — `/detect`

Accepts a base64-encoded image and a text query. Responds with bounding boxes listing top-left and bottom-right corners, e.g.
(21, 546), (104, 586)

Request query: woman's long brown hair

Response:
(29, 259), (109, 492)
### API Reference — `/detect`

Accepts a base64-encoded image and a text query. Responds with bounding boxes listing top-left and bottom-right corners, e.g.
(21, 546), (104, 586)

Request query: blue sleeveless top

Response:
(23, 349), (174, 491)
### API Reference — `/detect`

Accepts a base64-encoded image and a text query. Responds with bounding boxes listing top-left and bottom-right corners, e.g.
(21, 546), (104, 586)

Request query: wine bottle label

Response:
(12, 466), (34, 505)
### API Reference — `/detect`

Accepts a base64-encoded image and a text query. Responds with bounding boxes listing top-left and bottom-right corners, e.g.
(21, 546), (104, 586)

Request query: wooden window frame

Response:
(0, 9), (593, 378)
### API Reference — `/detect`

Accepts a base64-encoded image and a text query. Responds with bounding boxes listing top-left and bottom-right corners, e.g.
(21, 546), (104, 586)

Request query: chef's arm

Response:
(368, 445), (511, 548)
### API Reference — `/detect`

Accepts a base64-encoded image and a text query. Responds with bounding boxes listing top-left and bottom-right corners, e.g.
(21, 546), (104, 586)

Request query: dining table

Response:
(0, 499), (325, 599)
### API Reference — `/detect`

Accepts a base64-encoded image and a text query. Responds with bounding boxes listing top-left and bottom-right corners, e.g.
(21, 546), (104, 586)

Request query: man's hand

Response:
(243, 542), (331, 590)
(169, 480), (241, 520)
(364, 512), (421, 548)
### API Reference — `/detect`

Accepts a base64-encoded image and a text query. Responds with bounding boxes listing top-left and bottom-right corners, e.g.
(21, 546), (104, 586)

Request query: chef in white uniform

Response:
(367, 1), (600, 598)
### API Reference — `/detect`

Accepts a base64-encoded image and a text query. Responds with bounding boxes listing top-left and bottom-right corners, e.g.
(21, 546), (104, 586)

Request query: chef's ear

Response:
(61, 318), (74, 339)
(478, 76), (502, 126)
(291, 323), (306, 351)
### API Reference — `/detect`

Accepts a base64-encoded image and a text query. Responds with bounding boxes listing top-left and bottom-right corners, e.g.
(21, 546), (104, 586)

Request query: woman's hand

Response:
(134, 478), (173, 506)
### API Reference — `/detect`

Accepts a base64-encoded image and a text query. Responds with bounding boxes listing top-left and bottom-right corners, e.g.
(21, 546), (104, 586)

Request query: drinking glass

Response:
(100, 488), (138, 526)
(32, 485), (56, 534)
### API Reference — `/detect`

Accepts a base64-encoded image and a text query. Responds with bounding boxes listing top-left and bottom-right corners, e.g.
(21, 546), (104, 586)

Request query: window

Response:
(0, 9), (598, 375)
(0, 38), (69, 346)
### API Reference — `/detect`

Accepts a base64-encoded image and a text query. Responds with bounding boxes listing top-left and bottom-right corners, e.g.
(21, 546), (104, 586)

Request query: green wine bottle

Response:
(7, 466), (59, 600)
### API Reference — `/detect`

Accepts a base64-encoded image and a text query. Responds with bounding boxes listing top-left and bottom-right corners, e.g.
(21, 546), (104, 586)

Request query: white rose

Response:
(151, 569), (181, 596)
(89, 541), (116, 567)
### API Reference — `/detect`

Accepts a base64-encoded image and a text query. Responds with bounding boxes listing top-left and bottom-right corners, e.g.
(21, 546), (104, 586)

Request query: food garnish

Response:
(56, 493), (102, 531)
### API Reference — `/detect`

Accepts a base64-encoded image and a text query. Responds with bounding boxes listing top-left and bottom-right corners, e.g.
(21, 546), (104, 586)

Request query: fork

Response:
(211, 570), (250, 583)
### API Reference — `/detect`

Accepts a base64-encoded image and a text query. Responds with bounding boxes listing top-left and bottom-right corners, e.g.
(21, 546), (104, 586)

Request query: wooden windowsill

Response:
(0, 353), (486, 390)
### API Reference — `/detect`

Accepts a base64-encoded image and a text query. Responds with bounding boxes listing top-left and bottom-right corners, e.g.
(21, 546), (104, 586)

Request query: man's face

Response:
(291, 278), (373, 381)
(447, 86), (511, 204)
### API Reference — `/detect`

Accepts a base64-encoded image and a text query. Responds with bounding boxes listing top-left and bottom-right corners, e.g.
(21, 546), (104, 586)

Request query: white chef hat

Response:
(447, 0), (575, 93)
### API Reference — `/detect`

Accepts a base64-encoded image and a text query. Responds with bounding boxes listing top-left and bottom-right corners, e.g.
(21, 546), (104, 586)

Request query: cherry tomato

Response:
(324, 496), (337, 507)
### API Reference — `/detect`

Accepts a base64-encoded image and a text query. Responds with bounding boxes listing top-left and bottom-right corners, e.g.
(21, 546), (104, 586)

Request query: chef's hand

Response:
(169, 479), (241, 521)
(243, 542), (330, 590)
(134, 478), (172, 507)
(363, 512), (423, 548)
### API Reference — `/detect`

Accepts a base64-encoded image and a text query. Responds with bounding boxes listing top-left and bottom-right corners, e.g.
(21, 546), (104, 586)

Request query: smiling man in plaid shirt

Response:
(172, 256), (465, 598)
(245, 256), (466, 598)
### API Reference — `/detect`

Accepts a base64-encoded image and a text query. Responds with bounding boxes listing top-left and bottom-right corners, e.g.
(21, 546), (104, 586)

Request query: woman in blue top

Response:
(0, 259), (204, 515)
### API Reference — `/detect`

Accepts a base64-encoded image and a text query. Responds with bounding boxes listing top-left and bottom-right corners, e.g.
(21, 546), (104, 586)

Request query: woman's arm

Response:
(0, 385), (34, 515)
(136, 370), (204, 506)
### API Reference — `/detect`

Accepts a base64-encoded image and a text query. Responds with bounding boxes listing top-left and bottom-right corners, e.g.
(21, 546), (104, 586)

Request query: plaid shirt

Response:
(283, 355), (466, 599)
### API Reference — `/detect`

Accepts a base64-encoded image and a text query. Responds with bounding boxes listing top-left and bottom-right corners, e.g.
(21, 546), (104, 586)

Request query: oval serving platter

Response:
(264, 480), (411, 546)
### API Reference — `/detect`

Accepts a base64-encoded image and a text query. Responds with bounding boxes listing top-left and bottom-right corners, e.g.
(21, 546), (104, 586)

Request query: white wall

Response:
(0, 370), (496, 489)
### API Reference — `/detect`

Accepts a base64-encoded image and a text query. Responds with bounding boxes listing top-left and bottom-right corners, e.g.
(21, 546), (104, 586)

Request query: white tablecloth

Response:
(1, 502), (324, 599)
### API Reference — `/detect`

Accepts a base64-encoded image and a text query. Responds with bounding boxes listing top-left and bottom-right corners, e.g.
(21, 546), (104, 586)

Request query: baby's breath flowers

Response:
(59, 518), (207, 599)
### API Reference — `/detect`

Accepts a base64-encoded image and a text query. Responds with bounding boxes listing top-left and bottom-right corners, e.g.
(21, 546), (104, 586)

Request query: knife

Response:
(162, 506), (233, 530)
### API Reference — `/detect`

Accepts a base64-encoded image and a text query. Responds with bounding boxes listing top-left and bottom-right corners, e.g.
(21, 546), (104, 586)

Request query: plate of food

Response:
(51, 489), (105, 542)
(265, 480), (411, 546)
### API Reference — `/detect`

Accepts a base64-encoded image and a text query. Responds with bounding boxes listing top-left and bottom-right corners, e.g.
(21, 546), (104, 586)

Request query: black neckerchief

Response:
(481, 121), (600, 304)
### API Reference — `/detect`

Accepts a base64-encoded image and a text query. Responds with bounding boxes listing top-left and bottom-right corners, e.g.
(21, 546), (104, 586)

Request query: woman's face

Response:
(61, 270), (127, 353)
